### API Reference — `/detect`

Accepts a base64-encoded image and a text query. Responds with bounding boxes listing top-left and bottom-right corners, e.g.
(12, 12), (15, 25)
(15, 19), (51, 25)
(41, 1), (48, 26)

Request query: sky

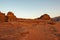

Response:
(0, 0), (60, 19)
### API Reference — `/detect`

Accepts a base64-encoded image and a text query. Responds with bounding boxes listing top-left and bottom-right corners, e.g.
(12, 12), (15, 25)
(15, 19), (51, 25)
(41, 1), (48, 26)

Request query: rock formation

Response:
(40, 14), (51, 20)
(37, 14), (52, 20)
(0, 12), (53, 22)
(0, 12), (6, 22)
(7, 11), (16, 22)
(0, 11), (16, 22)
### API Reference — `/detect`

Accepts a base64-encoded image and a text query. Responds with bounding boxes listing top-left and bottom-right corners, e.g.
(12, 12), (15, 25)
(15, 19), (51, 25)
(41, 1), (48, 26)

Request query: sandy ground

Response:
(0, 19), (60, 40)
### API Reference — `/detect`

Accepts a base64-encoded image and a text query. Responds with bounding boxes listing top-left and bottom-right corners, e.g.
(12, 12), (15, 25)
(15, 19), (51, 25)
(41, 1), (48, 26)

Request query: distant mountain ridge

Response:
(52, 16), (60, 22)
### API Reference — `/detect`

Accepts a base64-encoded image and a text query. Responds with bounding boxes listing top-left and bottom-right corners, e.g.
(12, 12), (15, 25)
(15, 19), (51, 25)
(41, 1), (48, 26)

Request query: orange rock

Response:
(0, 12), (6, 22)
(7, 11), (16, 22)
(37, 14), (52, 20)
(0, 11), (17, 22)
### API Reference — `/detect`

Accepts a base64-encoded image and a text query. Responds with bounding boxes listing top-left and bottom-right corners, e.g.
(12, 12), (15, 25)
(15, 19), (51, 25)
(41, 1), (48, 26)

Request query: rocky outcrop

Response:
(0, 11), (16, 22)
(0, 12), (53, 22)
(0, 12), (6, 22)
(40, 14), (51, 20)
(7, 12), (16, 22)
(37, 14), (52, 20)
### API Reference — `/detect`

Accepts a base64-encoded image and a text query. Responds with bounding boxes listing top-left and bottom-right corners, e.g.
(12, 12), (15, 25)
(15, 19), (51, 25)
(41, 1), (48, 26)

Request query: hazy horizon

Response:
(0, 0), (60, 18)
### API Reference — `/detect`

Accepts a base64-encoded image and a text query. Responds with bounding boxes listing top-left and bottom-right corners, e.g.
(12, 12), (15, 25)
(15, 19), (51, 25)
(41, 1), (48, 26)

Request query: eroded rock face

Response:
(0, 11), (16, 22)
(40, 14), (51, 20)
(37, 14), (51, 20)
(7, 12), (16, 22)
(0, 12), (6, 22)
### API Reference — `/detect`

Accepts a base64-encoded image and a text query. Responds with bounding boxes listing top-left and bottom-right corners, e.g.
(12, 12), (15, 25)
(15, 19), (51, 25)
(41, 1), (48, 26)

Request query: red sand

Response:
(0, 19), (60, 40)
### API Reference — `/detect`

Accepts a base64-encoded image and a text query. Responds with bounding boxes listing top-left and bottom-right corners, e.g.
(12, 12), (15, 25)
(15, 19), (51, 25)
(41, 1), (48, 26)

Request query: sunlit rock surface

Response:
(0, 12), (60, 40)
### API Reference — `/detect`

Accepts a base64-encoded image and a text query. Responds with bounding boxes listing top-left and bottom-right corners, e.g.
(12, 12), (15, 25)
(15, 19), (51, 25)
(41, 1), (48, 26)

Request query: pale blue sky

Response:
(0, 0), (60, 18)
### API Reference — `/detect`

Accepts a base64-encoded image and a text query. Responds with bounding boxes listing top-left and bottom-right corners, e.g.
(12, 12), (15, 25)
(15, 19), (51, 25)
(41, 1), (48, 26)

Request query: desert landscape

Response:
(0, 12), (60, 40)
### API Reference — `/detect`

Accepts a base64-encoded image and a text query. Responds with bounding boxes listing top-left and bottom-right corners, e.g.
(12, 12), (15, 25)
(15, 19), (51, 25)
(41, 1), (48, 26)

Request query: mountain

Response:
(52, 16), (60, 22)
